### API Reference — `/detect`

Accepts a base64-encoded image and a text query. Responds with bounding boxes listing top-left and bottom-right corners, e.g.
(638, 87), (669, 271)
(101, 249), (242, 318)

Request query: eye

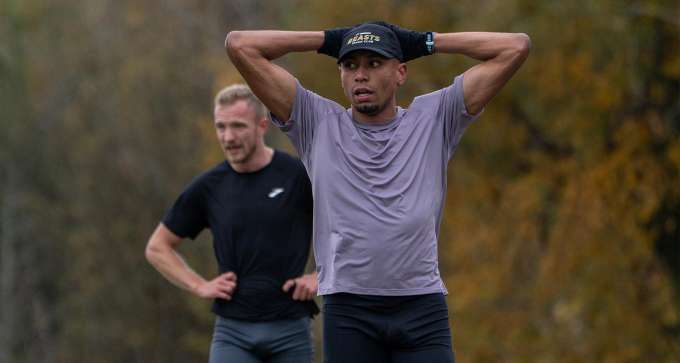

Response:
(370, 60), (381, 68)
(342, 61), (357, 70)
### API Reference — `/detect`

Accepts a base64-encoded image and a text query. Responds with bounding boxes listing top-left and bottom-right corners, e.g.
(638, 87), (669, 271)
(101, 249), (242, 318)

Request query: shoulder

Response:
(295, 80), (346, 114)
(410, 88), (447, 108)
(409, 74), (464, 108)
(272, 150), (306, 172)
(185, 162), (231, 191)
(199, 161), (231, 179)
(270, 151), (310, 184)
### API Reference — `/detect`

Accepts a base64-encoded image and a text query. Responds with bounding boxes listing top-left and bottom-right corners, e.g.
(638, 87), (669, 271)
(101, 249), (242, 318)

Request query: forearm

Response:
(432, 31), (530, 114)
(434, 32), (531, 61)
(225, 30), (323, 121)
(146, 244), (206, 294)
(226, 30), (324, 61)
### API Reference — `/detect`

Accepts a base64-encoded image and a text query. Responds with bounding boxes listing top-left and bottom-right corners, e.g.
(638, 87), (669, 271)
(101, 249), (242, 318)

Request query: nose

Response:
(222, 128), (236, 143)
(354, 65), (368, 82)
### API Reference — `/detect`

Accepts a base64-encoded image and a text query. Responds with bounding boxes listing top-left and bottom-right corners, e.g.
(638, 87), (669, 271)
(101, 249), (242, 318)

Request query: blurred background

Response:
(1, 0), (678, 362)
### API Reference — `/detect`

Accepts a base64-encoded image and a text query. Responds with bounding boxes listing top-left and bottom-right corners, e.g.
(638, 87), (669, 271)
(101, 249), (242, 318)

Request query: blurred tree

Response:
(1, 1), (67, 362)
(1, 0), (271, 361)
(2, 0), (678, 362)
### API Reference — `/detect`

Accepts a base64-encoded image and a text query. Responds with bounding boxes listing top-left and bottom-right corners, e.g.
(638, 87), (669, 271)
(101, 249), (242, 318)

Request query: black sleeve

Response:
(299, 164), (313, 215)
(162, 180), (208, 240)
(318, 26), (353, 58)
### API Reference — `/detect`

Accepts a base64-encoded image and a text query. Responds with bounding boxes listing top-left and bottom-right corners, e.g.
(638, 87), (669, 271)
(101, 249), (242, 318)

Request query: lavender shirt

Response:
(272, 75), (479, 296)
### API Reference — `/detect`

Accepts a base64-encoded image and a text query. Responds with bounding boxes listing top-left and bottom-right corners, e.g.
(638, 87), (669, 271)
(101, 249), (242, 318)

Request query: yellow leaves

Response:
(566, 51), (594, 91)
(443, 113), (677, 362)
(533, 51), (567, 101)
(661, 47), (680, 78)
(668, 141), (680, 171)
(599, 120), (671, 224)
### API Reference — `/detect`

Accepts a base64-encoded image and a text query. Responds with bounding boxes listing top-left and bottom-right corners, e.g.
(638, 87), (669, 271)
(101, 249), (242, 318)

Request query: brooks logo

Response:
(268, 188), (284, 198)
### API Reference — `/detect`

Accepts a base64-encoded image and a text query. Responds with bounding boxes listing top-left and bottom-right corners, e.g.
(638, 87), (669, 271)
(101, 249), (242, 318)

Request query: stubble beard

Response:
(355, 103), (381, 116)
(225, 142), (256, 165)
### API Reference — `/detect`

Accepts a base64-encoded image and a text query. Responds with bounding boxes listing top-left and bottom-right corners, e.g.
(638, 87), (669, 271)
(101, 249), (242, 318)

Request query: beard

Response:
(224, 143), (255, 165)
(354, 103), (381, 115)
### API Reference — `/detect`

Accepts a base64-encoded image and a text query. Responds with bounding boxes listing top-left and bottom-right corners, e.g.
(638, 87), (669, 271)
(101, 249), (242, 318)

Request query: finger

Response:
(212, 290), (230, 300)
(222, 272), (237, 281)
(304, 287), (314, 300)
(217, 285), (234, 296)
(215, 281), (236, 293)
(305, 289), (314, 300)
(218, 288), (233, 300)
(282, 279), (296, 292)
(218, 283), (236, 294)
(218, 280), (236, 289)
(295, 287), (308, 301)
(293, 284), (305, 300)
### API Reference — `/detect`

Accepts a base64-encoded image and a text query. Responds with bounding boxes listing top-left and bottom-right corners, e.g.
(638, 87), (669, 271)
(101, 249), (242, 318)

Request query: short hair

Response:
(214, 84), (268, 119)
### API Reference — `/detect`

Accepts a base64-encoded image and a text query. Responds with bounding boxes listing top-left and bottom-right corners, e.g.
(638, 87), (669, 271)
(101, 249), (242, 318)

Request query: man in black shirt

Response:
(145, 84), (318, 363)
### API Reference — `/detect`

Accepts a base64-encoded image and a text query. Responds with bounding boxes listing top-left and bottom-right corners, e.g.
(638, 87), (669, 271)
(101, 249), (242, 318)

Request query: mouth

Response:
(224, 145), (242, 153)
(353, 87), (374, 103)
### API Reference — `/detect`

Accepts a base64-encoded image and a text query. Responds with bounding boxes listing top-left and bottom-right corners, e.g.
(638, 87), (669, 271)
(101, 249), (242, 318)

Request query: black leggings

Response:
(323, 293), (455, 363)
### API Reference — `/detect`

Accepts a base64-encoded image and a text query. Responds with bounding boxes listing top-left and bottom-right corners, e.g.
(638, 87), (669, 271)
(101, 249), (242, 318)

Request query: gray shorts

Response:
(209, 316), (313, 363)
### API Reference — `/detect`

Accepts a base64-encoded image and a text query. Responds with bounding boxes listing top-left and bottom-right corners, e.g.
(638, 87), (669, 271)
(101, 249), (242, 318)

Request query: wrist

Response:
(318, 26), (351, 58)
(189, 278), (206, 295)
(425, 32), (435, 54)
(390, 25), (434, 62)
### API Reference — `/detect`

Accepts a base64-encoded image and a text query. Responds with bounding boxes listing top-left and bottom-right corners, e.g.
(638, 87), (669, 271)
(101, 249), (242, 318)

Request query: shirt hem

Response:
(318, 286), (448, 296)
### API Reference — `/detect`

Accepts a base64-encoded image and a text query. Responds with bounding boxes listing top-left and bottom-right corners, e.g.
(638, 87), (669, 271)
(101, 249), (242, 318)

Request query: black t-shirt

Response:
(162, 150), (318, 321)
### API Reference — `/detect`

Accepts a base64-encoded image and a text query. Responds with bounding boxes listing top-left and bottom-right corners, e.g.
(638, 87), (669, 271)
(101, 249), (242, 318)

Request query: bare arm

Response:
(145, 223), (237, 300)
(225, 30), (324, 121)
(434, 32), (531, 115)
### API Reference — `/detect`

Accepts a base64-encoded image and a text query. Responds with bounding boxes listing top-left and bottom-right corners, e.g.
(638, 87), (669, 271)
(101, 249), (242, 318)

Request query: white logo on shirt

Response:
(268, 188), (284, 198)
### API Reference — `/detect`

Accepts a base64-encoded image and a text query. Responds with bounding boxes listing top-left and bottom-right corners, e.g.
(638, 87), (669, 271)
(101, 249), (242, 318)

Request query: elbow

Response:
(145, 239), (163, 265)
(225, 30), (241, 52)
(144, 242), (156, 264)
(513, 33), (531, 60)
(225, 30), (248, 59)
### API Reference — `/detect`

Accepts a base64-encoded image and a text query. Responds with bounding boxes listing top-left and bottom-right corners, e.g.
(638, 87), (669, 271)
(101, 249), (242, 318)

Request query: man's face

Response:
(339, 50), (406, 119)
(214, 100), (266, 166)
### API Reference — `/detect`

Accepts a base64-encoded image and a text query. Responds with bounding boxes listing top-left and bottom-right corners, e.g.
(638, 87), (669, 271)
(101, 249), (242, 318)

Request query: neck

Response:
(351, 105), (398, 125)
(229, 145), (274, 173)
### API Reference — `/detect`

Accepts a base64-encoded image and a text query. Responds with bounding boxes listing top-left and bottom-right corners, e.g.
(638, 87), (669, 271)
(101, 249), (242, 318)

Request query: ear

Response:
(257, 117), (269, 133)
(396, 63), (408, 87)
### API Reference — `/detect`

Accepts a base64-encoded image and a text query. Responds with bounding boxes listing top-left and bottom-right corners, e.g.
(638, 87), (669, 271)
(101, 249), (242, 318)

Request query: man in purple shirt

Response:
(226, 22), (530, 363)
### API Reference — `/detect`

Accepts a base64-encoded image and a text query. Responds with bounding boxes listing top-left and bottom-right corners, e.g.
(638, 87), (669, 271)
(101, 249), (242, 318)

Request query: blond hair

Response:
(214, 84), (268, 119)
